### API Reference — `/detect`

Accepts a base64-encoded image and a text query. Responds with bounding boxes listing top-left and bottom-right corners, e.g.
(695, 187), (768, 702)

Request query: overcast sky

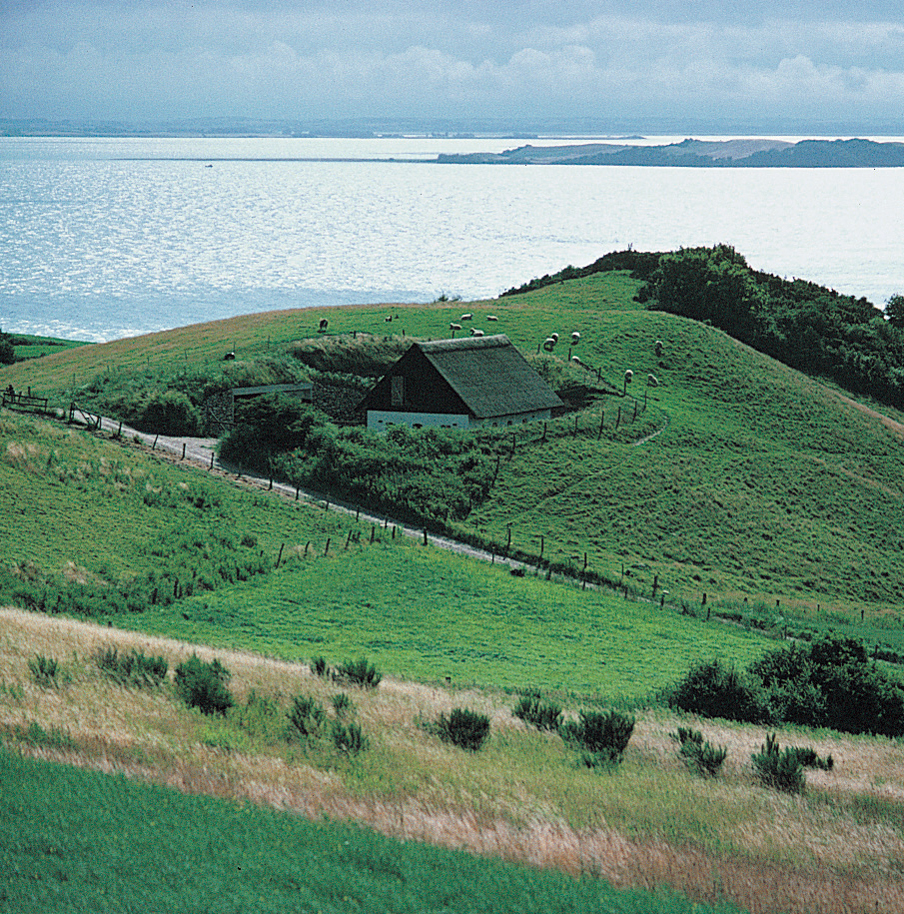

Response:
(2, 0), (903, 132)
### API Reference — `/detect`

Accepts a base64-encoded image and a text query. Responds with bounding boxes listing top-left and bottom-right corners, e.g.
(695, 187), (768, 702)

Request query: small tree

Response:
(174, 654), (234, 716)
(560, 709), (635, 767)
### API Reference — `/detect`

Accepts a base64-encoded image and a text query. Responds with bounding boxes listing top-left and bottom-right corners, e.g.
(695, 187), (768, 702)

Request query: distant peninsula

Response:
(436, 137), (904, 167)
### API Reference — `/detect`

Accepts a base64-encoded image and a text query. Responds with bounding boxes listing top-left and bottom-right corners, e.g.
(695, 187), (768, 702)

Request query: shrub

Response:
(288, 695), (326, 739)
(174, 655), (234, 716)
(751, 733), (805, 794)
(560, 710), (635, 765)
(93, 645), (167, 688)
(331, 721), (368, 755)
(28, 654), (62, 687)
(512, 691), (562, 732)
(331, 693), (354, 717)
(333, 658), (382, 690)
(232, 690), (286, 743)
(310, 656), (330, 678)
(671, 727), (727, 778)
(666, 659), (770, 723)
(435, 708), (491, 751)
(788, 745), (834, 771)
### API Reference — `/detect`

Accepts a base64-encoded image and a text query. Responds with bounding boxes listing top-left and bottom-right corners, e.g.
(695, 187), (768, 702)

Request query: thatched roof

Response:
(413, 334), (562, 419)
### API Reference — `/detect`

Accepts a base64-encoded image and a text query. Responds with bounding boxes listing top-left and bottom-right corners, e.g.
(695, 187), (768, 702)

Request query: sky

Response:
(2, 0), (904, 133)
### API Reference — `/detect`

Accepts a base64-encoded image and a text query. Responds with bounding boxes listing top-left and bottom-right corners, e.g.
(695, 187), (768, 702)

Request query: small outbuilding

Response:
(361, 334), (563, 431)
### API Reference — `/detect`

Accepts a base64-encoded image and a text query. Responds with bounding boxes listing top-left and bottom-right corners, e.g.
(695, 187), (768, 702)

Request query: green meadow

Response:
(2, 261), (904, 914)
(0, 750), (744, 914)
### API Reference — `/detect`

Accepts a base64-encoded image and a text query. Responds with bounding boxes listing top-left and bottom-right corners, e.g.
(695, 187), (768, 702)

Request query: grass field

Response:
(2, 610), (902, 914)
(2, 264), (904, 913)
(0, 748), (749, 914)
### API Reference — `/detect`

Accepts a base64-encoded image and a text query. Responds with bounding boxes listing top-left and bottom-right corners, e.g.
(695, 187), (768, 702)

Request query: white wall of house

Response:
(367, 410), (472, 431)
(367, 407), (553, 432)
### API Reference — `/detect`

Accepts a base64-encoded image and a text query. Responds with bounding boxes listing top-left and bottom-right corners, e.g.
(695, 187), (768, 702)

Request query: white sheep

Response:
(625, 369), (634, 383)
(647, 374), (659, 387)
(571, 331), (581, 344)
(449, 322), (462, 331)
(550, 332), (559, 342)
(542, 337), (556, 352)
(461, 313), (473, 321)
(655, 340), (664, 356)
(471, 328), (485, 337)
(487, 315), (498, 321)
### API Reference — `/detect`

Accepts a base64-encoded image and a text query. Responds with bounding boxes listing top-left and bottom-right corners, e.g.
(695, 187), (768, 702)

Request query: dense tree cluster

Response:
(639, 245), (904, 409)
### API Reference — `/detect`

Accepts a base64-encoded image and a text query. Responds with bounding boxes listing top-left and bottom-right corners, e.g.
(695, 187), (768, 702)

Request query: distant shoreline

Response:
(436, 137), (904, 168)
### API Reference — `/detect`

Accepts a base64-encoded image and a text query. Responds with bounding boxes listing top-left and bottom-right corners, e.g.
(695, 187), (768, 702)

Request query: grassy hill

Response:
(3, 268), (903, 624)
(3, 264), (904, 913)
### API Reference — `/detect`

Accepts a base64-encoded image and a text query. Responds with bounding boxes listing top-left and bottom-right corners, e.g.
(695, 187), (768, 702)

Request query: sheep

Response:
(647, 374), (659, 387)
(571, 331), (581, 344)
(318, 318), (329, 332)
(461, 313), (473, 321)
(449, 322), (462, 331)
(550, 332), (559, 342)
(571, 355), (588, 368)
(623, 369), (634, 395)
(385, 315), (393, 322)
(542, 337), (557, 352)
(655, 339), (664, 356)
(487, 315), (498, 321)
(470, 328), (485, 336)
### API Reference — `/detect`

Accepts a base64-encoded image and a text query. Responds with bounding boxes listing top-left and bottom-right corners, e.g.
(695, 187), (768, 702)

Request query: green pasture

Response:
(0, 750), (744, 914)
(111, 536), (773, 698)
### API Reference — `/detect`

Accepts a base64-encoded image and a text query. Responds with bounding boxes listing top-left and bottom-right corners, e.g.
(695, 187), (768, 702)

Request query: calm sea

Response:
(1, 136), (902, 342)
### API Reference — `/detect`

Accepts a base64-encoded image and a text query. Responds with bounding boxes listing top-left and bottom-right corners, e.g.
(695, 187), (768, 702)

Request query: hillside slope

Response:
(2, 269), (903, 618)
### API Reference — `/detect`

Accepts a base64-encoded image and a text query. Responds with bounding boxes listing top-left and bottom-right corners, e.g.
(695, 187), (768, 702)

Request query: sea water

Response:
(1, 136), (902, 341)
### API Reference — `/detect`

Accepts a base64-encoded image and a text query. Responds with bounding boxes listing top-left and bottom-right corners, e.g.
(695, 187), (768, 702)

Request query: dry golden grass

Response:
(2, 607), (903, 914)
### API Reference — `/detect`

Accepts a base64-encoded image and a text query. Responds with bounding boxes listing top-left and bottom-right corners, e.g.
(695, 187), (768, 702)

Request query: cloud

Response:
(1, 1), (903, 128)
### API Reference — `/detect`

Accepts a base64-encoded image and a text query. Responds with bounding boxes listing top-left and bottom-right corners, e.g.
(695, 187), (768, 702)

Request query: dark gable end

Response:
(362, 335), (563, 420)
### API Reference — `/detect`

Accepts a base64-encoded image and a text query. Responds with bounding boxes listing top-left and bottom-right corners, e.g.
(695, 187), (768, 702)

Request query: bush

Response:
(28, 654), (62, 687)
(560, 710), (635, 765)
(666, 659), (770, 723)
(331, 721), (368, 755)
(331, 693), (354, 717)
(751, 733), (805, 794)
(512, 691), (562, 732)
(93, 645), (167, 688)
(288, 695), (326, 739)
(174, 655), (234, 716)
(671, 727), (727, 778)
(232, 690), (286, 743)
(138, 390), (201, 436)
(435, 708), (491, 751)
(310, 656), (330, 678)
(333, 658), (382, 690)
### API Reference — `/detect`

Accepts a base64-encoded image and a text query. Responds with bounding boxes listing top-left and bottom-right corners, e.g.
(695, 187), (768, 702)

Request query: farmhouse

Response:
(361, 334), (563, 431)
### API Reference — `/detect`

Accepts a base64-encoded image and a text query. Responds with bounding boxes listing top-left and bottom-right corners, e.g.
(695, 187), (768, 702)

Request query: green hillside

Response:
(3, 265), (901, 623)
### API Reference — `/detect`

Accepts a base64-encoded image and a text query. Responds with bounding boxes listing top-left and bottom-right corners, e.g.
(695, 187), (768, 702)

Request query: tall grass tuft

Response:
(512, 690), (562, 731)
(333, 658), (382, 690)
(751, 733), (805, 794)
(671, 727), (727, 778)
(28, 654), (63, 687)
(93, 645), (168, 688)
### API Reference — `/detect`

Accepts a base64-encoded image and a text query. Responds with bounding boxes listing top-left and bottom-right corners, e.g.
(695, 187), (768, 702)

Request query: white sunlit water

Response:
(1, 136), (902, 341)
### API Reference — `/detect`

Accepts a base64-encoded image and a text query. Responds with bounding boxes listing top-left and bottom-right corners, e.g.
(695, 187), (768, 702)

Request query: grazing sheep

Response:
(319, 318), (329, 332)
(470, 328), (485, 336)
(542, 337), (557, 352)
(449, 322), (462, 331)
(571, 331), (581, 344)
(487, 315), (498, 321)
(625, 369), (634, 383)
(385, 315), (393, 322)
(655, 340), (664, 356)
(550, 332), (559, 342)
(223, 351), (236, 361)
(571, 355), (588, 368)
(647, 374), (659, 387)
(461, 313), (473, 320)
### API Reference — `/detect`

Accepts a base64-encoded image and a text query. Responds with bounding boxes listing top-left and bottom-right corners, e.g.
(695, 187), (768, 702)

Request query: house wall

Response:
(367, 407), (553, 432)
(367, 410), (472, 431)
